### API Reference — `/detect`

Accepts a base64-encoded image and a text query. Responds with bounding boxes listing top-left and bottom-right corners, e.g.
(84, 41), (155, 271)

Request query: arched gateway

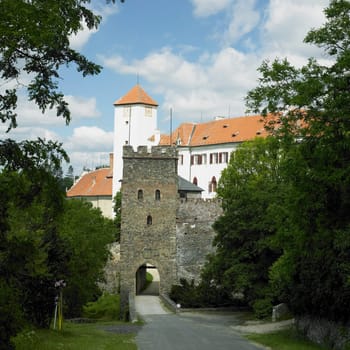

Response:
(119, 146), (178, 315)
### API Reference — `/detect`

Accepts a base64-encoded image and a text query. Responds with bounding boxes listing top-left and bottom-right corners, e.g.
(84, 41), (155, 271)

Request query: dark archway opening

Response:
(135, 264), (160, 296)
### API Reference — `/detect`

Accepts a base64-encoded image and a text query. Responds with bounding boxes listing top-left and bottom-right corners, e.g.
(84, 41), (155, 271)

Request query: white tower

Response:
(112, 84), (159, 197)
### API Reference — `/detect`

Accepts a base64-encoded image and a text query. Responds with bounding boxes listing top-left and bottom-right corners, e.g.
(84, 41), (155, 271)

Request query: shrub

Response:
(82, 294), (120, 321)
(253, 298), (272, 319)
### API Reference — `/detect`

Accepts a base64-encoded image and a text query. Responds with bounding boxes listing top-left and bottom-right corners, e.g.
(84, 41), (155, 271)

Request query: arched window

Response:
(147, 215), (152, 225)
(193, 177), (198, 186)
(155, 189), (161, 201)
(138, 189), (143, 201)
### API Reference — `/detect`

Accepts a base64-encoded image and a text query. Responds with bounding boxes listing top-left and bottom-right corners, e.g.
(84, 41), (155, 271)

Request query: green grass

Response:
(246, 328), (329, 350)
(13, 321), (138, 350)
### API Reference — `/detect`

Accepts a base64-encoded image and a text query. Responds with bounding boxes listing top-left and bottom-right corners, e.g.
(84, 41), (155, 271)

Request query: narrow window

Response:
(190, 155), (194, 165)
(212, 176), (217, 192)
(147, 215), (152, 225)
(223, 152), (228, 163)
(138, 189), (143, 201)
(193, 177), (198, 186)
(155, 189), (161, 201)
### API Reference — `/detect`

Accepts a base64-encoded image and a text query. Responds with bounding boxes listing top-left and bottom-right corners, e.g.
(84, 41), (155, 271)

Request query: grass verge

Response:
(246, 328), (328, 350)
(13, 321), (138, 350)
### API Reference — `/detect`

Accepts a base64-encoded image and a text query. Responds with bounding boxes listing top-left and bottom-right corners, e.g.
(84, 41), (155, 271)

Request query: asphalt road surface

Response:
(135, 296), (264, 350)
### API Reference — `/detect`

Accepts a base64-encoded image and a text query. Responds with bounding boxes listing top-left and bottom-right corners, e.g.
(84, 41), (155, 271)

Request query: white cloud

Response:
(222, 0), (260, 45)
(66, 126), (113, 152)
(0, 125), (61, 143)
(65, 95), (101, 119)
(68, 151), (111, 174)
(4, 94), (101, 130)
(69, 24), (98, 50)
(102, 47), (260, 121)
(190, 0), (232, 17)
(69, 3), (119, 50)
(262, 0), (329, 65)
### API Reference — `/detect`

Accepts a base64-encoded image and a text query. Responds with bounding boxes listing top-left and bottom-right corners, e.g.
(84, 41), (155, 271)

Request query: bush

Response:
(170, 278), (237, 308)
(82, 294), (120, 321)
(253, 298), (272, 319)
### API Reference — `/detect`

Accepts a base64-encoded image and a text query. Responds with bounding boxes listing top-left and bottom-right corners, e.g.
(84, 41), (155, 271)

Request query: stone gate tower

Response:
(119, 145), (178, 312)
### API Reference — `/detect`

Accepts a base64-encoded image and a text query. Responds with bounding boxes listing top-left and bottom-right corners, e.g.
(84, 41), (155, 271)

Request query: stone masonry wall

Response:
(176, 198), (223, 283)
(120, 146), (178, 312)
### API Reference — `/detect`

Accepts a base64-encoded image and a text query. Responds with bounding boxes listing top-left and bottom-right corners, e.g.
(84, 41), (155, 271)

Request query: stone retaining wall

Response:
(296, 316), (350, 349)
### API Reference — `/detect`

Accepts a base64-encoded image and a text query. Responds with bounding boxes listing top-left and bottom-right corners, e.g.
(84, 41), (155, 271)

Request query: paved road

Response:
(135, 295), (264, 350)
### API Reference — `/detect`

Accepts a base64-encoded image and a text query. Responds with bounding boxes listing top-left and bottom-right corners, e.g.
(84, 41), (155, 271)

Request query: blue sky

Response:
(1, 0), (330, 175)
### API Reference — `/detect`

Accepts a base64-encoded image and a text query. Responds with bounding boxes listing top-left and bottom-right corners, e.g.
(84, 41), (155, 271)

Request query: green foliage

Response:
(169, 278), (235, 308)
(0, 0), (102, 130)
(83, 294), (120, 321)
(58, 199), (116, 318)
(205, 1), (350, 324)
(202, 137), (282, 312)
(0, 140), (70, 350)
(0, 281), (23, 350)
(244, 0), (350, 324)
(252, 298), (273, 320)
(0, 141), (115, 346)
(0, 1), (124, 347)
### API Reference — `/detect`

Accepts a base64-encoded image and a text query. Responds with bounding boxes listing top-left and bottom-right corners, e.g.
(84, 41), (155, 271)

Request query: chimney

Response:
(109, 153), (114, 170)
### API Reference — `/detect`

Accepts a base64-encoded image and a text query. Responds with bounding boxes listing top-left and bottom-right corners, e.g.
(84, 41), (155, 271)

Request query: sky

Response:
(1, 0), (331, 176)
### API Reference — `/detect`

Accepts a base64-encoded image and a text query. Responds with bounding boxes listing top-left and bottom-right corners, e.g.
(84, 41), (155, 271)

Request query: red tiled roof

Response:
(67, 168), (112, 197)
(114, 84), (158, 106)
(159, 115), (272, 147)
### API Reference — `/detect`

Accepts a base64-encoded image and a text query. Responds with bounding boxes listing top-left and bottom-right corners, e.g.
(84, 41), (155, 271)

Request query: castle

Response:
(67, 84), (269, 218)
(67, 84), (269, 312)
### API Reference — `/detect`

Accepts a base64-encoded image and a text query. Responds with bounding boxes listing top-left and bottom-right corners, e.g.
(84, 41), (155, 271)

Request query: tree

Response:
(0, 140), (70, 347)
(0, 1), (124, 347)
(202, 137), (283, 317)
(0, 0), (123, 131)
(246, 0), (350, 323)
(57, 199), (116, 317)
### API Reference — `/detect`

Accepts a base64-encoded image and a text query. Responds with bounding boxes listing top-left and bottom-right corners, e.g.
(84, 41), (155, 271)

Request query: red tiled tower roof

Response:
(114, 84), (158, 106)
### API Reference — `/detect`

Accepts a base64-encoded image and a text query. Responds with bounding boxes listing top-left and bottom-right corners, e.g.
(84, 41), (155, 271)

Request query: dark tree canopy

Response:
(0, 1), (123, 348)
(204, 0), (350, 324)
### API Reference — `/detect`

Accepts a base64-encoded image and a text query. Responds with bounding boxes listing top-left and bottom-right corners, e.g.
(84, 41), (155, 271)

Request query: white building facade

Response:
(112, 84), (269, 200)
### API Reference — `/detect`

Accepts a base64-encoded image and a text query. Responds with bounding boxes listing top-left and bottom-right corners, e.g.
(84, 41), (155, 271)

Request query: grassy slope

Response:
(13, 322), (137, 350)
(246, 329), (329, 350)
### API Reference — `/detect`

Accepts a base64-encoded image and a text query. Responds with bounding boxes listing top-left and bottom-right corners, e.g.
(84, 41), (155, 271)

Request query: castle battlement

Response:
(123, 145), (177, 158)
